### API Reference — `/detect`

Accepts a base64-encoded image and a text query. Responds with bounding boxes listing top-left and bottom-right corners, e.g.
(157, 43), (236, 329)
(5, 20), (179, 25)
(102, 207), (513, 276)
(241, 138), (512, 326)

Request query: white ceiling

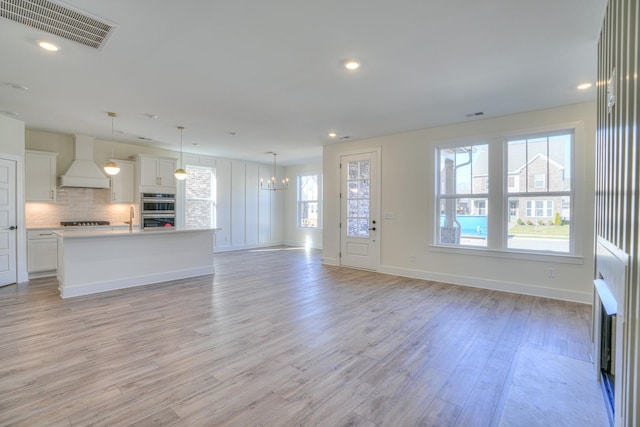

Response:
(0, 0), (606, 165)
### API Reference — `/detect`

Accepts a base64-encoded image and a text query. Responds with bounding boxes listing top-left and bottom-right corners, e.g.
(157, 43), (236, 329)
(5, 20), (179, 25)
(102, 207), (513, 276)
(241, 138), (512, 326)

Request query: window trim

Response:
(434, 128), (575, 256)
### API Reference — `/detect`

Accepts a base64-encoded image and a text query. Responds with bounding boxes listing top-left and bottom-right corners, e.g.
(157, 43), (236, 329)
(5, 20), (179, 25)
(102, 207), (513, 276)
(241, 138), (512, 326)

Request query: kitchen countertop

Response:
(53, 227), (221, 238)
(27, 223), (136, 230)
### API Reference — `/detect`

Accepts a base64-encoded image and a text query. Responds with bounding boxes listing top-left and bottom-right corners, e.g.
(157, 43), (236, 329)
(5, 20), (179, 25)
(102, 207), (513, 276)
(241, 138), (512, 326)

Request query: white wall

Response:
(0, 115), (27, 283)
(283, 162), (323, 249)
(323, 102), (596, 303)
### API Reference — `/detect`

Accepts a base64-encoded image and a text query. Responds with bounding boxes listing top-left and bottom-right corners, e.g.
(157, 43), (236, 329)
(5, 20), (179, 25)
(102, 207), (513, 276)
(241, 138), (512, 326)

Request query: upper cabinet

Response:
(110, 159), (135, 203)
(132, 154), (177, 193)
(26, 150), (58, 202)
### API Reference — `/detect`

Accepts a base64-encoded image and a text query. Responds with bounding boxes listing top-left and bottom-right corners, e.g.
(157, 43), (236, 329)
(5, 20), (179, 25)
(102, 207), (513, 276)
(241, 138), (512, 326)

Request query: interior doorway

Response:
(0, 158), (17, 286)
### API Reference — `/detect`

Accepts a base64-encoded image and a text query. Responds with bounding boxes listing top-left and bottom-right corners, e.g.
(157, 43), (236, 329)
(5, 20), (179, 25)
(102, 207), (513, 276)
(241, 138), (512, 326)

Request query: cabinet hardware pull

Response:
(39, 233), (52, 236)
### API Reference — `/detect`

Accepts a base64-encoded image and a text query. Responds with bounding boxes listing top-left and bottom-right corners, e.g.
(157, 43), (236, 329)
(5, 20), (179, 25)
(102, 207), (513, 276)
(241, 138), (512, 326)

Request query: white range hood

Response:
(58, 135), (110, 189)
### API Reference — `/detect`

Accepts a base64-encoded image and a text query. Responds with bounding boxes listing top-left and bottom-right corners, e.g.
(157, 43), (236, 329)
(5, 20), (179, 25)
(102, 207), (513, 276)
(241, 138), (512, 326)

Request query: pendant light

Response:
(174, 126), (187, 180)
(103, 112), (120, 176)
(260, 152), (289, 191)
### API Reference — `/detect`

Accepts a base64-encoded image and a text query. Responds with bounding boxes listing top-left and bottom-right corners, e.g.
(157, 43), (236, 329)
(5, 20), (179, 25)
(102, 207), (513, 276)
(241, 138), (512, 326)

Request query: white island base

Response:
(55, 228), (216, 298)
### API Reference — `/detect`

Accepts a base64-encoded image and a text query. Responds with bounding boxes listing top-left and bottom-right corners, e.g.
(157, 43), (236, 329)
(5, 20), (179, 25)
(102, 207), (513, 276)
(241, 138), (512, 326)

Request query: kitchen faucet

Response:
(125, 205), (135, 231)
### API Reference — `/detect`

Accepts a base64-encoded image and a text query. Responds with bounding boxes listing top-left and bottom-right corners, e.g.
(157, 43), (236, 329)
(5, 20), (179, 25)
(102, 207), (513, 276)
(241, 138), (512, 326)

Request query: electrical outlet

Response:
(547, 268), (556, 278)
(409, 255), (416, 262)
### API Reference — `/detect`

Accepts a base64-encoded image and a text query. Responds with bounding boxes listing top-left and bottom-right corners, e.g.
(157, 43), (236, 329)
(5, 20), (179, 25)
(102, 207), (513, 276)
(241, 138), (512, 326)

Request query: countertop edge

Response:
(54, 227), (221, 238)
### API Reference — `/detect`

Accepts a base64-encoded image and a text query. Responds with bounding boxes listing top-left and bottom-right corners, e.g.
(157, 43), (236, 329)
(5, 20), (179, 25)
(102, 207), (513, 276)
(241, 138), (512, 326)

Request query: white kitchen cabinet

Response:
(26, 150), (58, 202)
(133, 154), (177, 192)
(110, 159), (134, 203)
(27, 229), (58, 275)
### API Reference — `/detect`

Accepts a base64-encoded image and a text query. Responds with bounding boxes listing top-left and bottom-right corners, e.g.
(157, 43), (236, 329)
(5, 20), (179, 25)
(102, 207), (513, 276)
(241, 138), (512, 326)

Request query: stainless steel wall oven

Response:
(140, 193), (175, 229)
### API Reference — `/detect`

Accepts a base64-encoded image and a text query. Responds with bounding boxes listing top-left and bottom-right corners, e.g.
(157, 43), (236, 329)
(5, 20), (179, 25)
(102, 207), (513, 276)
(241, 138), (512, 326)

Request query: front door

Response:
(340, 151), (379, 270)
(0, 158), (17, 286)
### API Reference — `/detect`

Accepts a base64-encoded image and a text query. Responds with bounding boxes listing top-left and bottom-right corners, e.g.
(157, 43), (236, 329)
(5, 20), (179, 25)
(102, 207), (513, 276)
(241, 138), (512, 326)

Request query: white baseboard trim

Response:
(215, 241), (285, 253)
(283, 240), (323, 250)
(322, 257), (339, 266)
(59, 266), (216, 299)
(378, 264), (592, 304)
(28, 270), (56, 280)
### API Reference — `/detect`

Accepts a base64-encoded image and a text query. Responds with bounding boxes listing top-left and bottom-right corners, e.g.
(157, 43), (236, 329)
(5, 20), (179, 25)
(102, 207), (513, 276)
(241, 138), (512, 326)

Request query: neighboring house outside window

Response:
(185, 165), (216, 228)
(436, 144), (489, 247)
(436, 130), (573, 254)
(298, 175), (319, 228)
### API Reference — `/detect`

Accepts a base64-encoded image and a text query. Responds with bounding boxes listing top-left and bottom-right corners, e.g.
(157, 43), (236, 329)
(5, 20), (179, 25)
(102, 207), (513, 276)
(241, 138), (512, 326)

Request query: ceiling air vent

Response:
(0, 0), (116, 50)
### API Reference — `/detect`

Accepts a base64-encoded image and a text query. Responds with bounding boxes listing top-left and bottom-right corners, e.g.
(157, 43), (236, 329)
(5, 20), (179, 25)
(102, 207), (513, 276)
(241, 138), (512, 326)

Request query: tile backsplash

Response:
(26, 187), (136, 227)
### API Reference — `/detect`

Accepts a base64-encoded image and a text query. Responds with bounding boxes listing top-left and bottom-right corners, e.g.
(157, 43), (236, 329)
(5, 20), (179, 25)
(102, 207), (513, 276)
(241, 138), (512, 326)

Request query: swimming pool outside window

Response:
(436, 143), (489, 247)
(435, 130), (574, 254)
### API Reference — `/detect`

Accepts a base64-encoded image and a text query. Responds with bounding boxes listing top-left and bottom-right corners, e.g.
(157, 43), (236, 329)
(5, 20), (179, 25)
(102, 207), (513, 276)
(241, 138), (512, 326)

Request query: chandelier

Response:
(260, 152), (289, 191)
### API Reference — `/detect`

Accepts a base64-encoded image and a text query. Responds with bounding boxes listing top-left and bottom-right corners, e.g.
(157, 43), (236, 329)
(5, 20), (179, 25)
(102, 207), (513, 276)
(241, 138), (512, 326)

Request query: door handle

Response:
(9, 226), (17, 230)
(369, 227), (376, 231)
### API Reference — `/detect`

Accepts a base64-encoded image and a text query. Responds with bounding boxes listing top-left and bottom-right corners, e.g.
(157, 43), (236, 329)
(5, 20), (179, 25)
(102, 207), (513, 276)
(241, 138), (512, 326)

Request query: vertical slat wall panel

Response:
(596, 0), (639, 425)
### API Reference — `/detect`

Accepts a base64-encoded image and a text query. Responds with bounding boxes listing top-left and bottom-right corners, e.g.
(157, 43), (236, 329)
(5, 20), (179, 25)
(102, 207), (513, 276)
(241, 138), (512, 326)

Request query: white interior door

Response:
(340, 151), (379, 270)
(0, 158), (17, 286)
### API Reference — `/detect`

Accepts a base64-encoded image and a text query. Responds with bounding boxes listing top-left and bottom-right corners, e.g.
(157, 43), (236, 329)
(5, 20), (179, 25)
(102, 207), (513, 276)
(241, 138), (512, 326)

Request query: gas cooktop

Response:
(60, 221), (110, 227)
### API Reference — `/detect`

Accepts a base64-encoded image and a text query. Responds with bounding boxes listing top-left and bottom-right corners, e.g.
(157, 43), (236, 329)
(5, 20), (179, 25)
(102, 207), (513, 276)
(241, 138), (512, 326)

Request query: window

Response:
(507, 132), (572, 252)
(436, 144), (489, 247)
(436, 130), (573, 254)
(185, 165), (216, 228)
(526, 200), (553, 217)
(298, 174), (319, 228)
(346, 161), (370, 237)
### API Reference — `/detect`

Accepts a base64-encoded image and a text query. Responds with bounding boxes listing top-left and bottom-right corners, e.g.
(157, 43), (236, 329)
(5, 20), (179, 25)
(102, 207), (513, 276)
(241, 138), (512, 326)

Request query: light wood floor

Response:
(0, 247), (598, 426)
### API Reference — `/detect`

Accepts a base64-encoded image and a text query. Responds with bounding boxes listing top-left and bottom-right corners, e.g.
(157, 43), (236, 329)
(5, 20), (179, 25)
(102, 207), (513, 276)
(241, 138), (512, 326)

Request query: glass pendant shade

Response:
(174, 168), (187, 180)
(104, 161), (120, 176)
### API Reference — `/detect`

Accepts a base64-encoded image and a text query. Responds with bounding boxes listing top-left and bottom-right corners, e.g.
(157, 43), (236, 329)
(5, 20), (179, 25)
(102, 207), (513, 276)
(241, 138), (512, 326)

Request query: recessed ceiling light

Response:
(38, 41), (60, 52)
(144, 113), (159, 119)
(191, 142), (200, 146)
(5, 82), (28, 91)
(344, 60), (360, 71)
(227, 132), (237, 136)
(328, 132), (337, 138)
(577, 82), (593, 90)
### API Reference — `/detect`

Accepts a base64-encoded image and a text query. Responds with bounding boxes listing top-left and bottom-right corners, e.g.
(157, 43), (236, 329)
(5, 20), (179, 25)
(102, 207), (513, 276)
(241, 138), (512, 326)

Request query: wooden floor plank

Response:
(0, 247), (603, 426)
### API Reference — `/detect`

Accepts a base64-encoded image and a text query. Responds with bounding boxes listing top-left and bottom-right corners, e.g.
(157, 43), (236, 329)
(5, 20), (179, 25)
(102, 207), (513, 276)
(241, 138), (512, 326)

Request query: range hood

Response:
(58, 135), (110, 189)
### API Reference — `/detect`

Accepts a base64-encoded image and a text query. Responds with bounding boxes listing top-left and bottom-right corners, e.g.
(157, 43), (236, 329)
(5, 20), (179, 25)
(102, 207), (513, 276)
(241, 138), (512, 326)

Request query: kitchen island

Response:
(54, 227), (217, 298)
